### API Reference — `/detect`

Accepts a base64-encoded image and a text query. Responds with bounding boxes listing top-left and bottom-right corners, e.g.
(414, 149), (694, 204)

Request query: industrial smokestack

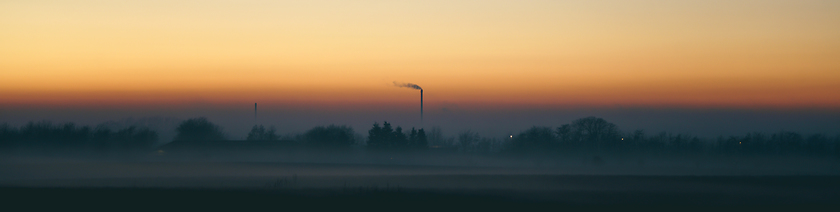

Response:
(393, 82), (422, 90)
(393, 81), (424, 122)
(254, 103), (257, 121)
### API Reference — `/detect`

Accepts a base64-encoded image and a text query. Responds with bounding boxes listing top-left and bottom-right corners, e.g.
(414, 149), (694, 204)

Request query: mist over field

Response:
(3, 105), (838, 141)
(2, 115), (839, 191)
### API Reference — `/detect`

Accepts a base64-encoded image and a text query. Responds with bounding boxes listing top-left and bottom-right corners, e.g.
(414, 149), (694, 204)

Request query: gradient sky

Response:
(2, 1), (839, 138)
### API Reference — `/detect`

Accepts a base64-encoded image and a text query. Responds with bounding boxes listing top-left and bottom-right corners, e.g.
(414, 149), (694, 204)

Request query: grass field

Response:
(2, 159), (839, 210)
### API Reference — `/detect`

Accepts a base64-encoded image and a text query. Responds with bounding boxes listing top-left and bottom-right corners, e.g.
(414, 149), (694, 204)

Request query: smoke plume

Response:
(393, 82), (422, 90)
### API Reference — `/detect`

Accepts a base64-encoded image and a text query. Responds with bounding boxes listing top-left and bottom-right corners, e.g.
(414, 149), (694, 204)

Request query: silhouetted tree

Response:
(114, 126), (157, 150)
(806, 134), (828, 155)
(392, 126), (407, 148)
(630, 130), (645, 141)
(247, 125), (279, 141)
(458, 130), (480, 152)
(1, 121), (156, 151)
(0, 123), (16, 149)
(506, 126), (556, 154)
(15, 121), (90, 148)
(367, 121), (417, 150)
(414, 128), (428, 149)
(367, 122), (387, 149)
(409, 128), (417, 146)
(565, 117), (621, 152)
(570, 117), (620, 143)
(556, 124), (572, 142)
(91, 127), (114, 152)
(91, 126), (157, 151)
(173, 118), (225, 142)
(302, 125), (355, 148)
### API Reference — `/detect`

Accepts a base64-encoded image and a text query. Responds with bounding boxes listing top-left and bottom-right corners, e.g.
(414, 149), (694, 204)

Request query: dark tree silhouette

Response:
(367, 122), (386, 149)
(302, 125), (355, 148)
(556, 124), (572, 142)
(426, 126), (452, 147)
(392, 126), (407, 148)
(368, 122), (400, 149)
(13, 122), (91, 147)
(173, 118), (225, 142)
(458, 130), (480, 152)
(114, 126), (157, 150)
(507, 126), (556, 153)
(414, 128), (428, 149)
(91, 126), (157, 151)
(3, 115), (839, 158)
(407, 128), (429, 149)
(0, 121), (156, 151)
(367, 121), (423, 150)
(247, 125), (279, 141)
(91, 127), (114, 151)
(569, 116), (620, 143)
(0, 123), (16, 149)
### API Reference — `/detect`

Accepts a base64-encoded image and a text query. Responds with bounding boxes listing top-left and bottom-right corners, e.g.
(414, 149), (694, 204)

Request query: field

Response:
(2, 158), (839, 210)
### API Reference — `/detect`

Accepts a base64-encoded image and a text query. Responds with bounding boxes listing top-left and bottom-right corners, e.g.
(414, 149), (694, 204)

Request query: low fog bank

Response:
(2, 115), (840, 188)
(3, 106), (839, 140)
(1, 147), (838, 183)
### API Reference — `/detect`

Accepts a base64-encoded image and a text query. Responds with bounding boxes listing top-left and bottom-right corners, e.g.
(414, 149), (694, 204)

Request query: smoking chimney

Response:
(393, 81), (424, 122)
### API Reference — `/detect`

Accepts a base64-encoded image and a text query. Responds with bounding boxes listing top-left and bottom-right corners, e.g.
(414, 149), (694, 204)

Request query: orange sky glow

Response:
(2, 0), (839, 110)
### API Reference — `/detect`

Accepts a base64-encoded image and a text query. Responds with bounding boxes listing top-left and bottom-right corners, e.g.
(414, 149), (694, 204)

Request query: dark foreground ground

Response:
(3, 175), (840, 211)
(2, 154), (839, 211)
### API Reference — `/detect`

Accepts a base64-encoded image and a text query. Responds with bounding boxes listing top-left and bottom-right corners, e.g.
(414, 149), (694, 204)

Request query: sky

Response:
(1, 0), (839, 139)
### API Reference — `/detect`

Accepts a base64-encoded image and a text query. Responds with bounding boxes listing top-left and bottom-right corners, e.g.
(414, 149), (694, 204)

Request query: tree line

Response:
(501, 117), (840, 157)
(2, 116), (839, 157)
(0, 121), (157, 152)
